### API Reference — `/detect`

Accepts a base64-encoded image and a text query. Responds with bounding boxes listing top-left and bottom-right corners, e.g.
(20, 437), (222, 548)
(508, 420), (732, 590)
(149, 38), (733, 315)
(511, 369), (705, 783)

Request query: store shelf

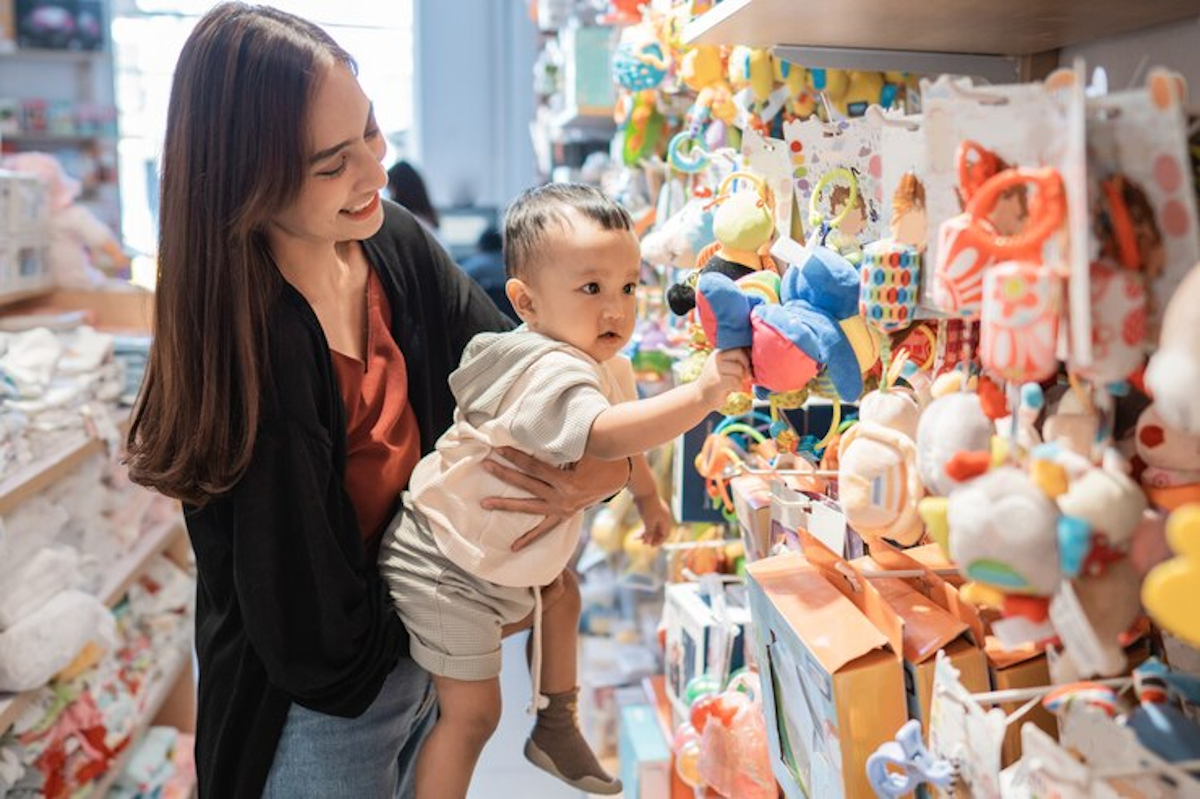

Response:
(87, 641), (193, 799)
(0, 691), (36, 736)
(0, 283), (56, 314)
(0, 48), (110, 64)
(682, 0), (1200, 56)
(0, 515), (186, 736)
(0, 434), (106, 516)
(100, 516), (187, 607)
(1, 132), (115, 145)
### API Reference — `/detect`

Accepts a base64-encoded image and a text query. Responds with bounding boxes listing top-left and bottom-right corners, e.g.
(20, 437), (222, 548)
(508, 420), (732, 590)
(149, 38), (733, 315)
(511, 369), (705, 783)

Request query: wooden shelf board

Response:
(682, 0), (1200, 56)
(0, 434), (105, 515)
(101, 517), (187, 607)
(0, 283), (55, 313)
(88, 642), (192, 799)
(0, 48), (110, 63)
(2, 132), (114, 144)
(0, 690), (36, 735)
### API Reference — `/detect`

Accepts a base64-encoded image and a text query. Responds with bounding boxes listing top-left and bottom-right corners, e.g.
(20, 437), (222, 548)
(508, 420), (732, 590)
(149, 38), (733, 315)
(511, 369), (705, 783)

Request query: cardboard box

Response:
(662, 582), (752, 719)
(732, 474), (772, 561)
(855, 544), (990, 735)
(619, 704), (671, 799)
(746, 550), (907, 799)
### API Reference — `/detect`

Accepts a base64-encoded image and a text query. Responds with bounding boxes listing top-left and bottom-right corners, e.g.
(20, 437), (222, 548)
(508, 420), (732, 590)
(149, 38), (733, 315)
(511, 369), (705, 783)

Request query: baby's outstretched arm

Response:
(586, 349), (749, 461)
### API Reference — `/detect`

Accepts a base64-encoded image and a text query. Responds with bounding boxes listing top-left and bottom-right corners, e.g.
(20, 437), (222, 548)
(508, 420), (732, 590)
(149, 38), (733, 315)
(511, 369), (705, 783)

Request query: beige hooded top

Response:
(407, 328), (635, 588)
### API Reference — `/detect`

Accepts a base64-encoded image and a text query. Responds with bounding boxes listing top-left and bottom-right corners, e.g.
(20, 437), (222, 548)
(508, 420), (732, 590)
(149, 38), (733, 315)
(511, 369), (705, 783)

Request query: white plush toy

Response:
(1145, 262), (1200, 433)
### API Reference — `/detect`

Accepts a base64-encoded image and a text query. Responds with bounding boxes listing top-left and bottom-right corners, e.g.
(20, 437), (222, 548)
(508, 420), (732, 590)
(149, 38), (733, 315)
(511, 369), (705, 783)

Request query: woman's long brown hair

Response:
(126, 3), (354, 506)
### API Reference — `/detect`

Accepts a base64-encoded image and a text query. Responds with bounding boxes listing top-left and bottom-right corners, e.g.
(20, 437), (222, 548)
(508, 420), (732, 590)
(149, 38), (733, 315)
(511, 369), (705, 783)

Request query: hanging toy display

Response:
(808, 166), (868, 265)
(860, 173), (926, 331)
(666, 171), (778, 316)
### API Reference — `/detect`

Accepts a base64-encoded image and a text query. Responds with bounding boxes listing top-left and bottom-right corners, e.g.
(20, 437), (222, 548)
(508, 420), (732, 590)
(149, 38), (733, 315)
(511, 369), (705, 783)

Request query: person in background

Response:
(126, 5), (631, 797)
(459, 225), (516, 322)
(387, 160), (441, 235)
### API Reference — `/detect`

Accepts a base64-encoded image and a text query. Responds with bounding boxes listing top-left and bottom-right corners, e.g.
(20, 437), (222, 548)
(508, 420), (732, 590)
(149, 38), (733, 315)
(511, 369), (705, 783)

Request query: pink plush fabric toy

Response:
(2, 152), (130, 288)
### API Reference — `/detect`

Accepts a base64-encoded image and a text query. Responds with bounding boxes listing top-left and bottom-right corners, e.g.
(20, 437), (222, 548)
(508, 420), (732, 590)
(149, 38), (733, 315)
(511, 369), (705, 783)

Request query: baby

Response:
(379, 183), (747, 798)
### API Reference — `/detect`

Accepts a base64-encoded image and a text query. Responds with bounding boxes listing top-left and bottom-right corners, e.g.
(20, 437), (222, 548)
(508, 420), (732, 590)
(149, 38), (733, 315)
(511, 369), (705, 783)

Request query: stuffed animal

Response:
(1142, 504), (1200, 646)
(947, 466), (1063, 602)
(697, 243), (877, 400)
(838, 385), (925, 545)
(1145, 262), (1200, 433)
(915, 391), (993, 497)
(666, 172), (777, 316)
(1136, 403), (1200, 511)
(641, 196), (716, 268)
(2, 152), (130, 288)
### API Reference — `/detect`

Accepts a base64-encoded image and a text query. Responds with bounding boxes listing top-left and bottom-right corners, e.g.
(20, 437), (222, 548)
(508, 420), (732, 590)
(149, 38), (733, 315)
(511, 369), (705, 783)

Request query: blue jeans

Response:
(262, 657), (437, 798)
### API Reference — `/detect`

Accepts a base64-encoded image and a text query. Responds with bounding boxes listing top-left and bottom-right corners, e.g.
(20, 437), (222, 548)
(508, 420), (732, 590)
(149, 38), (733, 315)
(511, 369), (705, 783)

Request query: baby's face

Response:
(519, 211), (641, 362)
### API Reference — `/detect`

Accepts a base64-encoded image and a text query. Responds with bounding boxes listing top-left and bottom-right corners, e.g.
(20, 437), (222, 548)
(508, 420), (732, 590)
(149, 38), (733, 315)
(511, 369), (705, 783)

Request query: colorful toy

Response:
(860, 242), (921, 332)
(838, 384), (925, 546)
(1145, 262), (1200, 433)
(934, 145), (1063, 318)
(775, 59), (816, 120)
(1136, 403), (1200, 511)
(612, 24), (669, 91)
(666, 172), (776, 315)
(698, 242), (877, 400)
(1142, 504), (1200, 646)
(617, 89), (668, 167)
(640, 195), (717, 268)
(915, 390), (993, 497)
(808, 167), (867, 264)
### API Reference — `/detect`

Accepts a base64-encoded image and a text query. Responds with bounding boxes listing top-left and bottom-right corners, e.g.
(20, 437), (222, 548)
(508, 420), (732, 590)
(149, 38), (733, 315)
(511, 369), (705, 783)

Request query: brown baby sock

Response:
(524, 688), (622, 795)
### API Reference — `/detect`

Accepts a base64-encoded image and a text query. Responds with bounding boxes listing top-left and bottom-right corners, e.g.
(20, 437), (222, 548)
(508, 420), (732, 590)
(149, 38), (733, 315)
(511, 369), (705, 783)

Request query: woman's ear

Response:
(506, 278), (536, 324)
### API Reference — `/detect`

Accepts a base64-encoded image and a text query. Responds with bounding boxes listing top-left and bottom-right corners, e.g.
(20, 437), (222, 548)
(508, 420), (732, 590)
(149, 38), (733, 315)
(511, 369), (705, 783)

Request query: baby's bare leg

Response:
(414, 675), (500, 799)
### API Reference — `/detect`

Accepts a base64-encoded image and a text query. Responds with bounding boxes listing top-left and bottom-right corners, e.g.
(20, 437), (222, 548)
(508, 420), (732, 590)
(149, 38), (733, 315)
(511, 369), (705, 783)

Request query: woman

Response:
(126, 5), (630, 797)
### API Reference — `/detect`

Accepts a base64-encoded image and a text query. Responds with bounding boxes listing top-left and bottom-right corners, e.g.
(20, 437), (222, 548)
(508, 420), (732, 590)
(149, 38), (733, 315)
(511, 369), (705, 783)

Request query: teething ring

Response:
(808, 167), (859, 232)
(668, 132), (711, 174)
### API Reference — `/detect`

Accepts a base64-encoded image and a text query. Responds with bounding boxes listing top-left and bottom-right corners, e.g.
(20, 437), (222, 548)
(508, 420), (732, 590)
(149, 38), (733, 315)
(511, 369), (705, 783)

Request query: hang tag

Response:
(1021, 724), (1121, 799)
(928, 652), (1007, 799)
(1058, 702), (1196, 798)
(876, 111), (927, 248)
(990, 615), (1057, 651)
(743, 127), (795, 240)
(1049, 581), (1127, 678)
(784, 115), (885, 247)
(808, 497), (847, 558)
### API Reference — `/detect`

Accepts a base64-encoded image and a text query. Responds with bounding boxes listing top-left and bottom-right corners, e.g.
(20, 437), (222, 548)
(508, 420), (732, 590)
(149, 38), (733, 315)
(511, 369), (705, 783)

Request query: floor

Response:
(468, 633), (623, 799)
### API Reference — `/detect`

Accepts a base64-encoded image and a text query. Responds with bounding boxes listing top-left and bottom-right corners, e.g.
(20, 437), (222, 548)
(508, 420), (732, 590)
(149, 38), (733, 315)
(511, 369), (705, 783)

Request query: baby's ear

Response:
(506, 278), (536, 323)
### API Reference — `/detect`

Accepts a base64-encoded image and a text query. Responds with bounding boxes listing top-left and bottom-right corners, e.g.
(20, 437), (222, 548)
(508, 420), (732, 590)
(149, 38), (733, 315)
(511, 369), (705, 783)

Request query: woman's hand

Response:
(481, 447), (630, 551)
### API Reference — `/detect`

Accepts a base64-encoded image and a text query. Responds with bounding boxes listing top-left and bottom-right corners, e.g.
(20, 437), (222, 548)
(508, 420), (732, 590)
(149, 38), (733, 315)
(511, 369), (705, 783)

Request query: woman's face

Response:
(267, 62), (387, 248)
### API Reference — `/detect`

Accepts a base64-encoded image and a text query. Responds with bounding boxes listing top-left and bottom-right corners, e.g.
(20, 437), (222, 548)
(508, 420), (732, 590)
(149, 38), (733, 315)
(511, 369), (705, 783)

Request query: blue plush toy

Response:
(697, 244), (876, 402)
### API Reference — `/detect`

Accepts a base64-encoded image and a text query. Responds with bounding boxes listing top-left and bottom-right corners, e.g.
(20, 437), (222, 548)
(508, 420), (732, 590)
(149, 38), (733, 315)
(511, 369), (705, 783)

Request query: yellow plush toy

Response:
(1142, 503), (1200, 646)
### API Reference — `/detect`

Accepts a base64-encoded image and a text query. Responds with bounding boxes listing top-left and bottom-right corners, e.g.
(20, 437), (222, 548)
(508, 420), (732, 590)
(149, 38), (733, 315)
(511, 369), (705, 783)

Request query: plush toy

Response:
(1056, 461), (1148, 577)
(1136, 403), (1200, 511)
(611, 23), (669, 92)
(641, 195), (716, 268)
(666, 172), (777, 316)
(617, 89), (669, 168)
(2, 151), (130, 288)
(915, 391), (993, 497)
(774, 59), (816, 120)
(1041, 386), (1100, 460)
(697, 243), (877, 400)
(1145, 262), (1200, 433)
(947, 466), (1063, 603)
(809, 68), (886, 118)
(1142, 504), (1200, 646)
(838, 384), (925, 546)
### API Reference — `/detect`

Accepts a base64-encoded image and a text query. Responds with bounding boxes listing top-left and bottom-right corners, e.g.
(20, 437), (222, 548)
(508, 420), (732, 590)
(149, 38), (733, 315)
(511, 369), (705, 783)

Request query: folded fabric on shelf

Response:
(0, 591), (116, 693)
(0, 546), (83, 630)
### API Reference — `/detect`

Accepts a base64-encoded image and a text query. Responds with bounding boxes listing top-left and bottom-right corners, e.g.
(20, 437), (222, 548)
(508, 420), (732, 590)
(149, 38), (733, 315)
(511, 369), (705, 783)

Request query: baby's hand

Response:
(635, 492), (674, 547)
(697, 348), (751, 408)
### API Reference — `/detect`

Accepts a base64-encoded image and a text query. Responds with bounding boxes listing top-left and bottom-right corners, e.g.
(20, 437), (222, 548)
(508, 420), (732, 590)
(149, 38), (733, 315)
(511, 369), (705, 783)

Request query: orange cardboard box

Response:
(855, 543), (990, 735)
(746, 544), (907, 799)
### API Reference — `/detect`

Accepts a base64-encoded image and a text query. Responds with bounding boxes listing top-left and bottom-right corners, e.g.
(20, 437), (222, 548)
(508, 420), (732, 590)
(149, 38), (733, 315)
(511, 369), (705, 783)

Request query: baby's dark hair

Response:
(503, 183), (634, 278)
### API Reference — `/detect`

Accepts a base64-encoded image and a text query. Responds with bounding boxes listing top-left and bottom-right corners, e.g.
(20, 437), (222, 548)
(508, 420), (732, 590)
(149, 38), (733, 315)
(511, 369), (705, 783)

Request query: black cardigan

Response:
(183, 201), (512, 798)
